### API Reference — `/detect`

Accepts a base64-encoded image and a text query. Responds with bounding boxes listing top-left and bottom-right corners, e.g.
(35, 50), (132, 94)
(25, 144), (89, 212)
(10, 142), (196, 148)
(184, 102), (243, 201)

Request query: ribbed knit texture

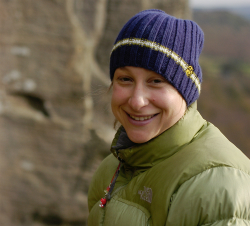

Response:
(110, 9), (204, 106)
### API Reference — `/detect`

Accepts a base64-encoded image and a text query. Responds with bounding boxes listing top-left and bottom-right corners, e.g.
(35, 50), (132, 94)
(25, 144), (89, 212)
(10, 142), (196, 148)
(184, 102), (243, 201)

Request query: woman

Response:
(88, 9), (250, 226)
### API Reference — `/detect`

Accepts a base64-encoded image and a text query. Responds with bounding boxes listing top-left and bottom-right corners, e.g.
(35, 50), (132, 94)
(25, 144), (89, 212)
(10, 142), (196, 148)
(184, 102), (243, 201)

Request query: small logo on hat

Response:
(138, 186), (153, 203)
(185, 65), (194, 77)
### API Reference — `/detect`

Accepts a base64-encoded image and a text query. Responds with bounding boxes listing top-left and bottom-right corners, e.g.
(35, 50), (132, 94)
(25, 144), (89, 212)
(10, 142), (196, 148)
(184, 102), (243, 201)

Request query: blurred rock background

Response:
(0, 0), (190, 225)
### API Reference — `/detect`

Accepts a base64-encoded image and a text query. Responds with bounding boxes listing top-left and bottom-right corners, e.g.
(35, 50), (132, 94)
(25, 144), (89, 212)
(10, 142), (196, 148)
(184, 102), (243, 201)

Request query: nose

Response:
(128, 85), (149, 111)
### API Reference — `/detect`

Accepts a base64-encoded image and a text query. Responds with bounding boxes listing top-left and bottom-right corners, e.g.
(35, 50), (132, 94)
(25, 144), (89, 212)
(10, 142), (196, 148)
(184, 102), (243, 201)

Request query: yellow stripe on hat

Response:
(111, 38), (201, 93)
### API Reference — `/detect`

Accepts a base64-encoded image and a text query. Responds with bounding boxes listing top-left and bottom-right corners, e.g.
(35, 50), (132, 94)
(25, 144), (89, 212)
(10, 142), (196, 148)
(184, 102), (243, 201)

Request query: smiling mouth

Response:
(129, 114), (157, 121)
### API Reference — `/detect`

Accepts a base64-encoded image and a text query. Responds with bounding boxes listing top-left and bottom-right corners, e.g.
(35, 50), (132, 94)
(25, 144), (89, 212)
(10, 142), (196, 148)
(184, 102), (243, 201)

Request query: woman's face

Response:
(111, 66), (187, 143)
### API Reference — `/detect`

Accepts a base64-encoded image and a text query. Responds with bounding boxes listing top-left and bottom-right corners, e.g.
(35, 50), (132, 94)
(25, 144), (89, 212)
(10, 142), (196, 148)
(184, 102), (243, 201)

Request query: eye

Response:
(115, 75), (133, 83)
(115, 76), (133, 85)
(152, 78), (163, 84)
(119, 77), (132, 82)
(149, 77), (166, 85)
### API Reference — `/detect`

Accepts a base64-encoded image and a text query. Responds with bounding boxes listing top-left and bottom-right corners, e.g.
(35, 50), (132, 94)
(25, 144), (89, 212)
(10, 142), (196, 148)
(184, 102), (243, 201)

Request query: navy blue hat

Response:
(110, 9), (204, 106)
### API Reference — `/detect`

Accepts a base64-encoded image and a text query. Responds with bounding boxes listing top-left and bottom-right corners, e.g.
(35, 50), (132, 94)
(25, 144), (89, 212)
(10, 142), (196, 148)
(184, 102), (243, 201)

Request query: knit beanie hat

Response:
(110, 9), (204, 106)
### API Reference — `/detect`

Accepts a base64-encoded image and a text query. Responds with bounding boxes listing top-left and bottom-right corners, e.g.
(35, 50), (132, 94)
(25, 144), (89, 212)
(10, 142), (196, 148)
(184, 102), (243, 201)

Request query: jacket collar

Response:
(111, 102), (205, 168)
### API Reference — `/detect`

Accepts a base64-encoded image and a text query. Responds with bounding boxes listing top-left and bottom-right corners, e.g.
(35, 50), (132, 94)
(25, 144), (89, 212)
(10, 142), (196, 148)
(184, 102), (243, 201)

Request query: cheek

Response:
(154, 90), (184, 111)
(154, 90), (173, 104)
(111, 95), (119, 120)
(111, 86), (128, 112)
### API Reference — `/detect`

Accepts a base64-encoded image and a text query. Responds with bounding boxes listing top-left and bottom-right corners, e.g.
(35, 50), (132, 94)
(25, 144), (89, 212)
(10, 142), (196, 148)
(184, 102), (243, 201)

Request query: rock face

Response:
(0, 0), (190, 225)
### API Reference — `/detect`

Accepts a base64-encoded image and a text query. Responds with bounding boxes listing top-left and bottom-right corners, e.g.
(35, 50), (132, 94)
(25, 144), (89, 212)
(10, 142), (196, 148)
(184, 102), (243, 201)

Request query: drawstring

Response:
(99, 151), (124, 208)
(99, 162), (121, 208)
(107, 163), (121, 200)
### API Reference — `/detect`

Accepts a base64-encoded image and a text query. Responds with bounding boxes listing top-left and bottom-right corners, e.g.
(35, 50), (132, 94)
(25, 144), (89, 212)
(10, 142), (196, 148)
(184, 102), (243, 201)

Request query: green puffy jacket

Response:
(88, 103), (250, 226)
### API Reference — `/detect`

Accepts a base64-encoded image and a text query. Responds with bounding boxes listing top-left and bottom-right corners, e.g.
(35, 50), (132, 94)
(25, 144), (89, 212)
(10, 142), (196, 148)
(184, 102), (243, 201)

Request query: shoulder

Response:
(154, 120), (250, 188)
(162, 120), (250, 225)
(166, 166), (250, 226)
(88, 154), (119, 212)
(180, 120), (250, 173)
(93, 154), (119, 174)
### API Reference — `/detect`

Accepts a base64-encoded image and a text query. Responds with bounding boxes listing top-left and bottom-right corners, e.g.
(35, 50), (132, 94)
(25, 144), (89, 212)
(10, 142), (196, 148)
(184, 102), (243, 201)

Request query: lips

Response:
(129, 114), (156, 121)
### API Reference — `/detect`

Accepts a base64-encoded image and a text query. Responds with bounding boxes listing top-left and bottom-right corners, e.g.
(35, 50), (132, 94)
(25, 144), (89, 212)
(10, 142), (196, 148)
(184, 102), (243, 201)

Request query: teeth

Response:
(130, 115), (154, 121)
